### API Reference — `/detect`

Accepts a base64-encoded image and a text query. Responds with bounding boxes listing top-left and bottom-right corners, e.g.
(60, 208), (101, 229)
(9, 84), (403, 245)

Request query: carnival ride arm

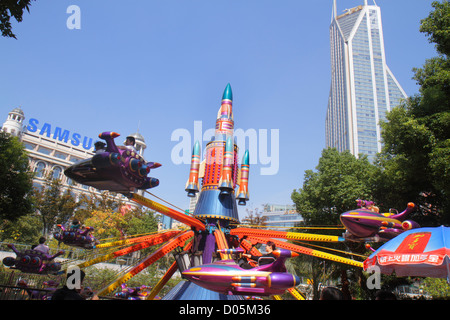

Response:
(230, 227), (344, 243)
(127, 193), (205, 231)
(75, 230), (182, 269)
(95, 230), (194, 297)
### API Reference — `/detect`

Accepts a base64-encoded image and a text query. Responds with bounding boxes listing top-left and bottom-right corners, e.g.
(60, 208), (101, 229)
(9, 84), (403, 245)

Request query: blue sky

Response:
(1, 0), (437, 219)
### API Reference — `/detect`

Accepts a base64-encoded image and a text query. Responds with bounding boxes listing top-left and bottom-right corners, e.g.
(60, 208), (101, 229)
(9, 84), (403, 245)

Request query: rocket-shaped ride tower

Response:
(184, 84), (250, 264)
(185, 83), (249, 225)
(161, 84), (253, 299)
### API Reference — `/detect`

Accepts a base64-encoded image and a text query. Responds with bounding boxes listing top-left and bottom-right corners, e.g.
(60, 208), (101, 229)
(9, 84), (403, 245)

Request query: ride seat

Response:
(258, 256), (276, 265)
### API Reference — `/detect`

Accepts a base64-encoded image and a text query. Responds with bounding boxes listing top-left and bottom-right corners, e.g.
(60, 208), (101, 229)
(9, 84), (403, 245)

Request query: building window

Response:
(70, 156), (82, 163)
(38, 147), (52, 155)
(54, 151), (68, 160)
(66, 177), (74, 186)
(24, 142), (36, 150)
(52, 166), (62, 180)
(34, 162), (46, 178)
(33, 181), (43, 191)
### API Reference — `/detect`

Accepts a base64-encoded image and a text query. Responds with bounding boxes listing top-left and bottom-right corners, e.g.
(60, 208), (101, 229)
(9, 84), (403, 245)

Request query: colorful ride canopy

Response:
(364, 226), (450, 280)
(64, 131), (160, 192)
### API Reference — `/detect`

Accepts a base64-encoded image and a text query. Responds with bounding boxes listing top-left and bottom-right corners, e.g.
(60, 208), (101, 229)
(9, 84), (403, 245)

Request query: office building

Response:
(326, 0), (407, 161)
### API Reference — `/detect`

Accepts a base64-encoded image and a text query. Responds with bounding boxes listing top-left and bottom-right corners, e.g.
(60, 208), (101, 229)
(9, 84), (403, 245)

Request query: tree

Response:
(423, 277), (450, 299)
(0, 132), (34, 221)
(420, 1), (450, 56)
(0, 213), (43, 244)
(84, 209), (127, 240)
(291, 255), (341, 300)
(241, 207), (268, 227)
(291, 148), (377, 226)
(0, 0), (36, 39)
(377, 1), (450, 225)
(74, 190), (124, 222)
(291, 148), (377, 299)
(84, 207), (158, 240)
(32, 175), (78, 235)
(126, 209), (159, 236)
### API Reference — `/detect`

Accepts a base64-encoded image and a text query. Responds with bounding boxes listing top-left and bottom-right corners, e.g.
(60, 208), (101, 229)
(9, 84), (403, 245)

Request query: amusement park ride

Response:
(53, 224), (99, 249)
(340, 200), (419, 242)
(64, 131), (161, 192)
(3, 244), (64, 274)
(2, 84), (423, 300)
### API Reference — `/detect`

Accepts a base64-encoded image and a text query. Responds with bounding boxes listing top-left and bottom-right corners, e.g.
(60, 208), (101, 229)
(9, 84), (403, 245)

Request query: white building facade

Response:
(326, 0), (407, 161)
(260, 204), (303, 230)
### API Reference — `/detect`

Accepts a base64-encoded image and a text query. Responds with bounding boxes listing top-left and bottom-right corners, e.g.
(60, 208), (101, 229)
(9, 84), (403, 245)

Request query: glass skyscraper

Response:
(326, 0), (407, 161)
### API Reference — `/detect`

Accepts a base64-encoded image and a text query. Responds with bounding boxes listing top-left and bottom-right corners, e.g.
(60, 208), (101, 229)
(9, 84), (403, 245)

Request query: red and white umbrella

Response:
(364, 226), (450, 280)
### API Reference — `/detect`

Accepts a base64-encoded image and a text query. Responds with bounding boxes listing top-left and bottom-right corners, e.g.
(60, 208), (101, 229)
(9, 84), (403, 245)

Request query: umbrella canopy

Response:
(364, 226), (450, 279)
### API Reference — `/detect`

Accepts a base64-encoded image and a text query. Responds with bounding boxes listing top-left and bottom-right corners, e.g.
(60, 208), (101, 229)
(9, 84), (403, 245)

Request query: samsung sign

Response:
(27, 118), (94, 151)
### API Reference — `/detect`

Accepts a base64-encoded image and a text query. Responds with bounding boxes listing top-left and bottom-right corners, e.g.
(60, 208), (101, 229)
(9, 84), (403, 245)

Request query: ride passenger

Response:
(34, 236), (50, 255)
(70, 218), (93, 237)
(94, 141), (106, 154)
(118, 136), (137, 153)
(70, 219), (81, 230)
(241, 241), (277, 268)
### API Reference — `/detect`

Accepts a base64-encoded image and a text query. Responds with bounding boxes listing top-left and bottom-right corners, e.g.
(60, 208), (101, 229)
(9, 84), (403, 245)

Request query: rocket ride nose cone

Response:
(222, 83), (232, 101)
(225, 136), (233, 151)
(242, 149), (249, 165)
(193, 140), (201, 155)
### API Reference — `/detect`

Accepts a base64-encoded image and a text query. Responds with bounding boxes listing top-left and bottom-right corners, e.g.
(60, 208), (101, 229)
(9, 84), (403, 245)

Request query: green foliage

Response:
(423, 277), (450, 299)
(375, 106), (438, 220)
(32, 176), (78, 235)
(292, 148), (377, 226)
(0, 213), (43, 243)
(83, 208), (159, 241)
(0, 0), (36, 39)
(0, 132), (34, 221)
(420, 1), (450, 56)
(74, 191), (123, 222)
(126, 210), (159, 236)
(377, 1), (450, 225)
(290, 255), (341, 300)
(82, 267), (126, 293)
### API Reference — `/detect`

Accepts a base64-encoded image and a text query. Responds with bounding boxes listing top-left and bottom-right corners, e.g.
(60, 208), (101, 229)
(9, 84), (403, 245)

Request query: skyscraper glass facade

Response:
(326, 1), (407, 161)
